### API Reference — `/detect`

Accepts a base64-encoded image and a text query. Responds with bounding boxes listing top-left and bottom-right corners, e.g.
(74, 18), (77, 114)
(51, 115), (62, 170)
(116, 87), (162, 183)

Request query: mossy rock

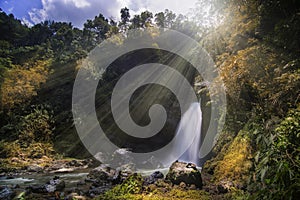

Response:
(166, 161), (202, 189)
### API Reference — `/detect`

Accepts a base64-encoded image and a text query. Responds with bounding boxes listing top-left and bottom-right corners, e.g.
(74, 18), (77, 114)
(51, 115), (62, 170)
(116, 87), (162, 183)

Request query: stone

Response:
(179, 181), (187, 189)
(51, 168), (75, 173)
(144, 171), (164, 184)
(189, 184), (197, 190)
(66, 193), (86, 200)
(47, 176), (65, 192)
(87, 186), (109, 197)
(0, 186), (15, 200)
(27, 185), (47, 194)
(27, 164), (43, 173)
(166, 161), (202, 189)
(86, 164), (116, 186)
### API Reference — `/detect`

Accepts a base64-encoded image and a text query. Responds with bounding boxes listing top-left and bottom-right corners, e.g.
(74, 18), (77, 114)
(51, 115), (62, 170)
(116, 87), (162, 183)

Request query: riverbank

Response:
(0, 160), (247, 200)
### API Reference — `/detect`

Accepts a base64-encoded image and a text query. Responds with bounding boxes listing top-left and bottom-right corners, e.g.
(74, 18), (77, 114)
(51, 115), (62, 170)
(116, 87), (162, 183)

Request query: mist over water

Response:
(175, 102), (202, 166)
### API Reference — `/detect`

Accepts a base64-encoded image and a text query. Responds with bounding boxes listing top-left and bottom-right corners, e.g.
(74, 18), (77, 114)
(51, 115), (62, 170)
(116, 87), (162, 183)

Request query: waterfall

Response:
(176, 102), (202, 166)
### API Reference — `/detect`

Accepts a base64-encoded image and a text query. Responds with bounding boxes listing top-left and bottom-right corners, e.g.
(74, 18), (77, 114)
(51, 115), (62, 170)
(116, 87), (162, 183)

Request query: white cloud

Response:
(28, 0), (197, 28)
(28, 8), (48, 24)
(22, 17), (34, 27)
(67, 0), (90, 8)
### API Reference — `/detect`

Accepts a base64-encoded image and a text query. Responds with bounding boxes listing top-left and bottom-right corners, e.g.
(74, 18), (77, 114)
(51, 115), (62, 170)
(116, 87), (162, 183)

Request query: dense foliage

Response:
(200, 0), (300, 199)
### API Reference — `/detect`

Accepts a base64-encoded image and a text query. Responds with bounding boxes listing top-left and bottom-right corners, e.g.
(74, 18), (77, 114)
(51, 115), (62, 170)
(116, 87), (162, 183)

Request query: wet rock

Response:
(166, 161), (202, 189)
(27, 185), (47, 194)
(144, 171), (164, 184)
(12, 184), (20, 189)
(86, 164), (116, 186)
(46, 176), (65, 192)
(87, 186), (110, 197)
(64, 187), (85, 196)
(27, 176), (65, 194)
(76, 180), (86, 186)
(114, 167), (134, 184)
(27, 164), (43, 173)
(0, 186), (16, 200)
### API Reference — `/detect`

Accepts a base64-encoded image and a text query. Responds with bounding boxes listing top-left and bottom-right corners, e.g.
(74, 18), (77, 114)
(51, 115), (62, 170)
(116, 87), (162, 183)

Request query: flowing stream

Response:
(0, 171), (89, 188)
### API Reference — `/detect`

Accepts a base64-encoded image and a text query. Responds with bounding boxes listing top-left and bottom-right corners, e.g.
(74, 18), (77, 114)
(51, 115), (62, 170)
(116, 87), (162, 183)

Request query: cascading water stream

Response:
(175, 102), (202, 166)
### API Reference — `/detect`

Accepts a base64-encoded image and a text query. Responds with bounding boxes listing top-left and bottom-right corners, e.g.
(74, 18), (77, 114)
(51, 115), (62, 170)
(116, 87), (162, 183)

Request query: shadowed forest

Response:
(0, 0), (299, 199)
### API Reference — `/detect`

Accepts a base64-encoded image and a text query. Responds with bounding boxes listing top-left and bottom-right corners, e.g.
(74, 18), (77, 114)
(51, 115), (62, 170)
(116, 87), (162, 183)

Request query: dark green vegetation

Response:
(0, 0), (299, 199)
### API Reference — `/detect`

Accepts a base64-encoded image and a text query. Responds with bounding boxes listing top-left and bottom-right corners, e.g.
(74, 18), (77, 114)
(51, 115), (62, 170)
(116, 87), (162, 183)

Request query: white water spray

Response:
(175, 102), (202, 166)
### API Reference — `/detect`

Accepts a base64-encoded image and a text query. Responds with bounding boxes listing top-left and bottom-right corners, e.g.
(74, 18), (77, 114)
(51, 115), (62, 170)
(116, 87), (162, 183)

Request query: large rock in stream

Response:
(86, 164), (117, 186)
(27, 176), (65, 193)
(166, 161), (202, 189)
(86, 163), (134, 187)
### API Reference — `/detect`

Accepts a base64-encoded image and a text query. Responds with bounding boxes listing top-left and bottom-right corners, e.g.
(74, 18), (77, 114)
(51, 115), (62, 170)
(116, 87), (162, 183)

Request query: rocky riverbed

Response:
(0, 159), (233, 200)
(0, 159), (206, 199)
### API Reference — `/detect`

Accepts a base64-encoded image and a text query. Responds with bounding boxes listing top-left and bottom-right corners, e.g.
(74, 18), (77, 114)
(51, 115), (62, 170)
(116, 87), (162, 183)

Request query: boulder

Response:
(144, 171), (164, 185)
(86, 164), (116, 186)
(166, 161), (202, 188)
(27, 176), (65, 194)
(0, 186), (15, 200)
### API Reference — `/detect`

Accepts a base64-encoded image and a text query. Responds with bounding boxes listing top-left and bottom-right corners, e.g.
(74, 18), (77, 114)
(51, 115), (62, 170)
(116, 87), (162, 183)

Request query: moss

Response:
(98, 173), (144, 200)
(213, 130), (253, 187)
(98, 173), (212, 200)
(223, 188), (250, 200)
(0, 140), (56, 172)
(99, 188), (212, 200)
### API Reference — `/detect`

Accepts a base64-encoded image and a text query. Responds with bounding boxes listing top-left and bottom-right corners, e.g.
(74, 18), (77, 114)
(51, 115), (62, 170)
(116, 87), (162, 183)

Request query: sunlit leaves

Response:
(1, 60), (51, 110)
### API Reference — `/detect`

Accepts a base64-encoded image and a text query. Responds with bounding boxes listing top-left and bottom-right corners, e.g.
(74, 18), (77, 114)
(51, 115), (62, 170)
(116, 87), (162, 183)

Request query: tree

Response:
(155, 12), (166, 28)
(0, 11), (29, 46)
(140, 11), (153, 28)
(130, 15), (142, 29)
(120, 7), (130, 30)
(164, 9), (176, 28)
(28, 21), (53, 45)
(83, 13), (110, 46)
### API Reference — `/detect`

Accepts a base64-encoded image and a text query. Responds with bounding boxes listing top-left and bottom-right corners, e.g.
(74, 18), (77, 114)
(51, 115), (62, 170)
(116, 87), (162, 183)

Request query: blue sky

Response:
(0, 0), (198, 28)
